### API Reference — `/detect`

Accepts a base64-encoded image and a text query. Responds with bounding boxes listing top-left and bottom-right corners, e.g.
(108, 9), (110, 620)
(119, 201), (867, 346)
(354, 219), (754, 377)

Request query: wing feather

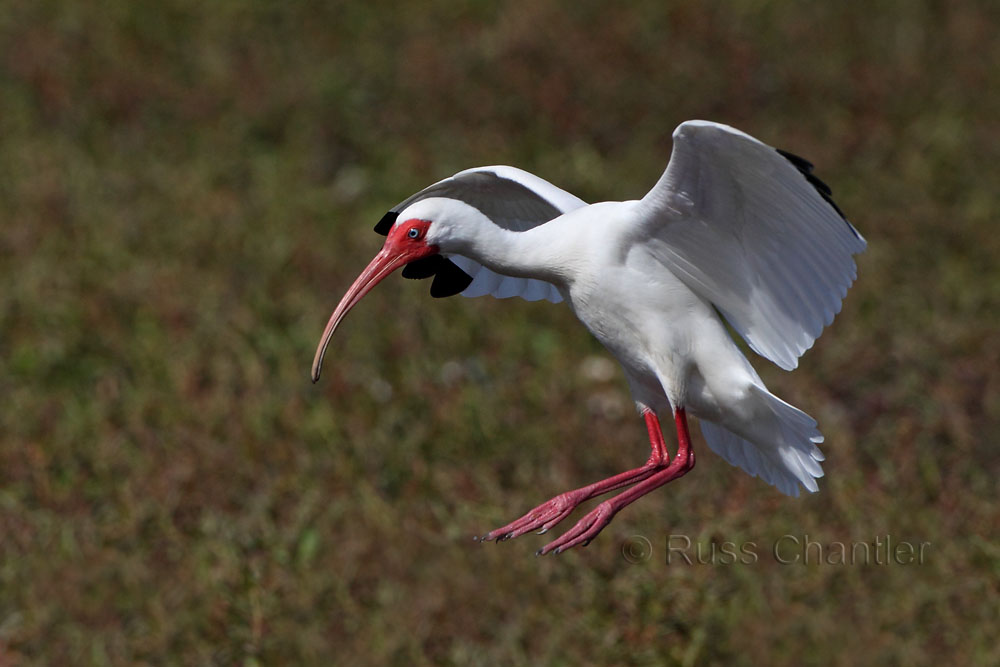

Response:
(639, 121), (866, 370)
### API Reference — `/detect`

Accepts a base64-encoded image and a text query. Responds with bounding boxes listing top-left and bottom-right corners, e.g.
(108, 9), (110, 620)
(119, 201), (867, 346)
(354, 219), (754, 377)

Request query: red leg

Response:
(537, 408), (696, 555)
(644, 409), (670, 465)
(478, 410), (673, 543)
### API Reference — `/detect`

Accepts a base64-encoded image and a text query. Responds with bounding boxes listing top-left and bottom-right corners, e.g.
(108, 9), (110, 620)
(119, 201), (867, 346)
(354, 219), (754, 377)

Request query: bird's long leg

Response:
(478, 410), (673, 543)
(537, 408), (696, 555)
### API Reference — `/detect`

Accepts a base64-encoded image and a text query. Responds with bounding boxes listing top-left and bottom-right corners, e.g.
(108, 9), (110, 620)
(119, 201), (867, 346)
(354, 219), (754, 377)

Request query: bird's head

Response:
(310, 211), (441, 382)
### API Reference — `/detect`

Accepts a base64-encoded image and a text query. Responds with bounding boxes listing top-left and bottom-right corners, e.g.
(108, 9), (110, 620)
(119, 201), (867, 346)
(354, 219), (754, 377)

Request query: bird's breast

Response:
(565, 258), (707, 392)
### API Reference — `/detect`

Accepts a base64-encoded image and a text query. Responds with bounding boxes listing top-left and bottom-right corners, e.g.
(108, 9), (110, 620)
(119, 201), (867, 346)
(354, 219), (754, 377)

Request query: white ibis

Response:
(312, 121), (866, 555)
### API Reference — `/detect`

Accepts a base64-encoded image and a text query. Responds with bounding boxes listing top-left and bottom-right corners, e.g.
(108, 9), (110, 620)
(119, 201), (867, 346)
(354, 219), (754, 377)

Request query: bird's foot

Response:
(536, 500), (618, 555)
(538, 445), (695, 555)
(476, 459), (666, 545)
(476, 490), (586, 543)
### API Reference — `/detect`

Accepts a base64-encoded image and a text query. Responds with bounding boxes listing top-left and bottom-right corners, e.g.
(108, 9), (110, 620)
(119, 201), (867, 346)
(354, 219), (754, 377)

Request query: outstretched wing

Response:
(639, 121), (867, 370)
(376, 166), (587, 303)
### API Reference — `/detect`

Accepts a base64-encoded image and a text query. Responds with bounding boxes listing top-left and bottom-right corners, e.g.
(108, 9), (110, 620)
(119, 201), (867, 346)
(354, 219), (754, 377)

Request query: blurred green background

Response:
(1, 0), (998, 664)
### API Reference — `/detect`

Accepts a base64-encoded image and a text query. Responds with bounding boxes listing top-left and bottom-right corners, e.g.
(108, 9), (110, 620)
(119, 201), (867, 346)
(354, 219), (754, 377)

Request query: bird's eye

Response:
(407, 227), (421, 239)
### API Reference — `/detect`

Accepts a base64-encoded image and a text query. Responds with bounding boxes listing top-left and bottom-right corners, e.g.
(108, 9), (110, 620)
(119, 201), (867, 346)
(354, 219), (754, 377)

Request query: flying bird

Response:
(312, 121), (866, 555)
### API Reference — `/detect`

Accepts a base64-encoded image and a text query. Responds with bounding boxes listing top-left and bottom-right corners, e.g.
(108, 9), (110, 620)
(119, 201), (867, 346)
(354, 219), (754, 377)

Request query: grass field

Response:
(1, 1), (998, 664)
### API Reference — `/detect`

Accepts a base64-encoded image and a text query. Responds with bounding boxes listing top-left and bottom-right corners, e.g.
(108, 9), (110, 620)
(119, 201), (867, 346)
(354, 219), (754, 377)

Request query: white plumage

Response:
(312, 121), (866, 553)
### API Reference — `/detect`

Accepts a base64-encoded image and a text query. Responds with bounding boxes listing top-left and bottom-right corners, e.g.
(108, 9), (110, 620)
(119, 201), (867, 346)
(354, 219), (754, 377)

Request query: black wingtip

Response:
(776, 147), (860, 239)
(374, 211), (397, 236)
(429, 260), (473, 298)
(401, 255), (445, 280)
(776, 148), (814, 174)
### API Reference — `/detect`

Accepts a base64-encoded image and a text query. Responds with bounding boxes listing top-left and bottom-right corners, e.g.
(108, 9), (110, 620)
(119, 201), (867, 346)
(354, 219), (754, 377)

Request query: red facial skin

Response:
(311, 219), (436, 382)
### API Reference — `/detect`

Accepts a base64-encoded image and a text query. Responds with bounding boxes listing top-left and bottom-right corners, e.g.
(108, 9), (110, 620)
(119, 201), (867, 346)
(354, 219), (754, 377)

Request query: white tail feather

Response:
(699, 386), (825, 497)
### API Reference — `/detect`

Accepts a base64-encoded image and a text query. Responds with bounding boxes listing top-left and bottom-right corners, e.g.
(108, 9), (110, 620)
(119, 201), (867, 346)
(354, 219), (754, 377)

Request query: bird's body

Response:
(312, 121), (865, 553)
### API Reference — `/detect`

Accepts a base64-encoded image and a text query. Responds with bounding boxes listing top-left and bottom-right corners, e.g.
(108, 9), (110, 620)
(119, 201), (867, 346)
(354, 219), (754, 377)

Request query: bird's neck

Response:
(449, 215), (573, 286)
